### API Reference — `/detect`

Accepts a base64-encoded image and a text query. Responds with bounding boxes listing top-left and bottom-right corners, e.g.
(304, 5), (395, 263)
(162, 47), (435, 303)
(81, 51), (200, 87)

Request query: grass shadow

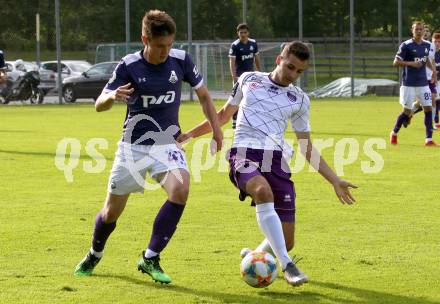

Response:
(94, 274), (440, 304)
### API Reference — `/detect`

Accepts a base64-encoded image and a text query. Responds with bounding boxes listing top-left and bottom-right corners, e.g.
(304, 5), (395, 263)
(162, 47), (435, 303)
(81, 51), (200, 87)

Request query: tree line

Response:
(1, 0), (439, 51)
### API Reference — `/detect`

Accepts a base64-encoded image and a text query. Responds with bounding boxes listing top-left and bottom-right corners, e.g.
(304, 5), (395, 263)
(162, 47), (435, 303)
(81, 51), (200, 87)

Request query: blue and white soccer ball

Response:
(240, 251), (277, 288)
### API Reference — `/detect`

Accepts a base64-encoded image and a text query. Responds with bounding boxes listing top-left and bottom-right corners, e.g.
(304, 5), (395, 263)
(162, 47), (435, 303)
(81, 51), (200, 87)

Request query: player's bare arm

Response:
(295, 131), (357, 205)
(178, 101), (238, 142)
(393, 57), (423, 68)
(95, 83), (134, 112)
(185, 85), (224, 151)
(427, 59), (437, 82)
(229, 57), (238, 83)
(255, 54), (262, 71)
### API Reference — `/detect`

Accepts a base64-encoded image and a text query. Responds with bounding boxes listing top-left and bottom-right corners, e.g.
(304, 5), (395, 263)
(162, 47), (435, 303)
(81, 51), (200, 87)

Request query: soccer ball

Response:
(240, 251), (277, 288)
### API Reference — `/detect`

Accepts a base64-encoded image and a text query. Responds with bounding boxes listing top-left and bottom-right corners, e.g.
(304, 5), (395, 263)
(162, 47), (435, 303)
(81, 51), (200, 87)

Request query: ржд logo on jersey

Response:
(414, 57), (427, 63)
(241, 54), (254, 61)
(142, 91), (176, 108)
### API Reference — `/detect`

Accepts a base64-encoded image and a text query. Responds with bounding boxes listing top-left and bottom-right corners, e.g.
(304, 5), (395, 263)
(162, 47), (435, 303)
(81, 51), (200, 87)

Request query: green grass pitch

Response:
(0, 97), (439, 303)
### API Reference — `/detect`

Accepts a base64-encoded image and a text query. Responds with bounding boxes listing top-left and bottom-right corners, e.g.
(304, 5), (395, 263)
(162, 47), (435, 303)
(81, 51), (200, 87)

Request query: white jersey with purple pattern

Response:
(227, 71), (310, 154)
(425, 41), (436, 80)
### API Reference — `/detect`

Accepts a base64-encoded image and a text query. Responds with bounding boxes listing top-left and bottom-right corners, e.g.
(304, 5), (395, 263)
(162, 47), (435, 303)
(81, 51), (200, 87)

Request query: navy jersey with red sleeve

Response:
(103, 49), (203, 145)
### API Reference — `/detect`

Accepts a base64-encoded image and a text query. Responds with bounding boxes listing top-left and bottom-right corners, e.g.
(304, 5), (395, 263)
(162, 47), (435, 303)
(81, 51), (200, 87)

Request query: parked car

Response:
(62, 61), (118, 102)
(5, 60), (39, 73)
(39, 60), (91, 94)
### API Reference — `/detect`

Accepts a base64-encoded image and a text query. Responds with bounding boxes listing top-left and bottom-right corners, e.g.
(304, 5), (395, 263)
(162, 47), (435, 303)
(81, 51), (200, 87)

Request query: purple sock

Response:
(92, 213), (116, 252)
(147, 200), (185, 254)
(435, 100), (440, 124)
(424, 111), (433, 139)
(393, 112), (409, 133)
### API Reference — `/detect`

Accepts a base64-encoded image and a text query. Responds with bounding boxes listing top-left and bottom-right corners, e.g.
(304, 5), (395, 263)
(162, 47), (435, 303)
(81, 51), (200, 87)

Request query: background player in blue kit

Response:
(390, 21), (437, 146)
(229, 23), (261, 129)
(74, 10), (223, 284)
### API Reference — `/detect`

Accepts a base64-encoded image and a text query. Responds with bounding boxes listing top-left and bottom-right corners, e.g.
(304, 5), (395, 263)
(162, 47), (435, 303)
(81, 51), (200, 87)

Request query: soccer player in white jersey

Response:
(390, 21), (438, 146)
(74, 10), (223, 284)
(178, 41), (357, 286)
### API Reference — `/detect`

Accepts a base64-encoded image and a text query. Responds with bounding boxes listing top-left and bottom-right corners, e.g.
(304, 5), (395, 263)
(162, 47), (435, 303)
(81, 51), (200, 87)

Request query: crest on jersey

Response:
(249, 82), (260, 90)
(425, 48), (428, 54)
(250, 45), (254, 51)
(287, 91), (297, 102)
(169, 70), (178, 83)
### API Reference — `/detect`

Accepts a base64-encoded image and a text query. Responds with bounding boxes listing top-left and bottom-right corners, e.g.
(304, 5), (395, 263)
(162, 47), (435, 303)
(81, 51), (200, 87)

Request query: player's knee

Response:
(253, 184), (273, 202)
(101, 208), (120, 223)
(168, 186), (189, 203)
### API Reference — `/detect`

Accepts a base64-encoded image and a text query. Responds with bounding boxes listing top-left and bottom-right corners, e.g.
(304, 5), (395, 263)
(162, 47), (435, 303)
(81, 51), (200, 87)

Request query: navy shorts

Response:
(227, 147), (296, 222)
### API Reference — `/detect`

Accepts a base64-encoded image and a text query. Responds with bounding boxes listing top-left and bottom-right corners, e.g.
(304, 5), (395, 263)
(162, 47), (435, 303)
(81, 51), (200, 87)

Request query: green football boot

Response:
(137, 252), (172, 284)
(74, 251), (101, 276)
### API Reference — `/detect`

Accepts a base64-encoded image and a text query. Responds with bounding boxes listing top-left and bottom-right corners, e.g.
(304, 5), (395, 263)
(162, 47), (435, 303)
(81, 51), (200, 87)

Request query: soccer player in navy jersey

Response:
(229, 23), (261, 129)
(74, 10), (223, 283)
(179, 41), (357, 287)
(390, 21), (438, 146)
(409, 25), (437, 123)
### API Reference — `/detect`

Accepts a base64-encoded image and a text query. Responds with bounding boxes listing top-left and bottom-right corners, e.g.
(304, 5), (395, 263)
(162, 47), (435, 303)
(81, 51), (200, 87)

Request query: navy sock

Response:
(424, 111), (433, 139)
(435, 100), (440, 124)
(92, 213), (116, 252)
(147, 200), (185, 254)
(393, 112), (409, 134)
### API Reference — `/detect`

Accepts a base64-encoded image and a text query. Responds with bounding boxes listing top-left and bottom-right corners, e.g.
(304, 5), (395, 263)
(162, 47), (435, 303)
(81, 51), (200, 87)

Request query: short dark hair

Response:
(281, 41), (310, 61)
(412, 21), (424, 29)
(236, 23), (249, 32)
(142, 10), (176, 38)
(433, 32), (440, 39)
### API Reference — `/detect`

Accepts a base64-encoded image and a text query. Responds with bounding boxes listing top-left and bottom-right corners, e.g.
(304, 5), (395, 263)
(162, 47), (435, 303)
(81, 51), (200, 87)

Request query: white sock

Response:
(144, 249), (158, 259)
(256, 203), (292, 270)
(255, 238), (275, 256)
(90, 248), (103, 258)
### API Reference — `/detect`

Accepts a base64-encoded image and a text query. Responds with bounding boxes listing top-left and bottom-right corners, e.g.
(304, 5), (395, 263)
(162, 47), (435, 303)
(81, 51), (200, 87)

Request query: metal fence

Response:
(3, 0), (431, 101)
(94, 38), (401, 93)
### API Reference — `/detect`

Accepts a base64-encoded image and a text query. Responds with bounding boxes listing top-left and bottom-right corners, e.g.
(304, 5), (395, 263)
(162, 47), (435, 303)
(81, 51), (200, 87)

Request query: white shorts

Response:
(399, 86), (431, 109)
(107, 141), (189, 195)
